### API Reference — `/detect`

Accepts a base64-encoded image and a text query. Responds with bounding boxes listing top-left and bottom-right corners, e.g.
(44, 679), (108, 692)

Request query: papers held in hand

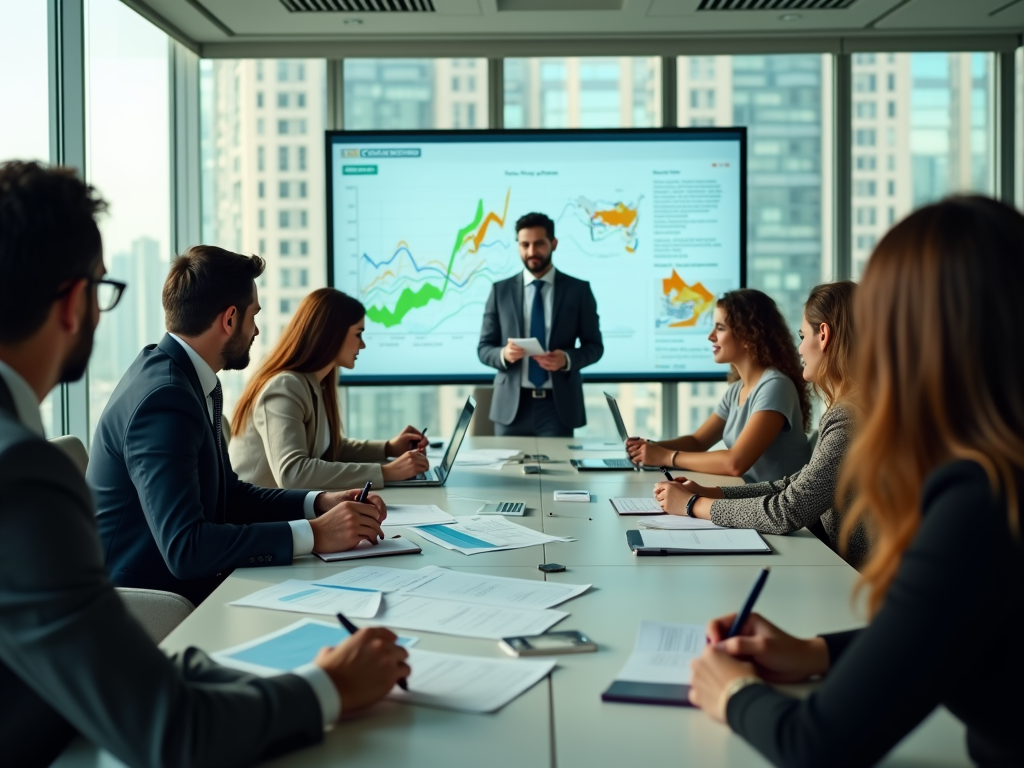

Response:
(509, 337), (546, 356)
(626, 528), (771, 555)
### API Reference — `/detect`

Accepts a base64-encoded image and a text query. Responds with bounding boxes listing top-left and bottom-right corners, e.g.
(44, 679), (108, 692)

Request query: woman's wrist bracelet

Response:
(718, 675), (763, 721)
(685, 493), (701, 517)
(670, 450), (679, 468)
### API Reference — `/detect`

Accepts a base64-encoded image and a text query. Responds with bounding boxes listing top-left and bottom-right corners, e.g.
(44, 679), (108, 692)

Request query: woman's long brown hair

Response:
(839, 197), (1024, 616)
(717, 288), (811, 432)
(803, 281), (857, 408)
(232, 287), (365, 461)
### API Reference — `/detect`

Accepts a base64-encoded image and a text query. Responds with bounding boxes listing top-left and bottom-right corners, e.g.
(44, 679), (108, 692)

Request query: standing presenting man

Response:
(478, 212), (603, 437)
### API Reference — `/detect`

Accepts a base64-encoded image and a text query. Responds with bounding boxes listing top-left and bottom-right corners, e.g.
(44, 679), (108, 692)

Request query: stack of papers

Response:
(382, 504), (455, 527)
(452, 448), (523, 470)
(232, 565), (591, 639)
(411, 515), (575, 555)
(319, 565), (591, 609)
(229, 579), (382, 617)
(636, 515), (725, 530)
(213, 618), (554, 713)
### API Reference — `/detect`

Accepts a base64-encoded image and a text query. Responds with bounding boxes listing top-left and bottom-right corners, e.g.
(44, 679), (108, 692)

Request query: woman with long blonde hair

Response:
(229, 288), (430, 488)
(684, 197), (1024, 766)
(653, 281), (869, 566)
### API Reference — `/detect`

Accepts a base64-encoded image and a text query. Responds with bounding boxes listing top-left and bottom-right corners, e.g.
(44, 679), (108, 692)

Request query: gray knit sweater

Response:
(709, 402), (870, 567)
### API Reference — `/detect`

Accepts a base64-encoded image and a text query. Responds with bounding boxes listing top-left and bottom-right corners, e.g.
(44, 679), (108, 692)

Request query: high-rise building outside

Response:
(205, 59), (327, 412)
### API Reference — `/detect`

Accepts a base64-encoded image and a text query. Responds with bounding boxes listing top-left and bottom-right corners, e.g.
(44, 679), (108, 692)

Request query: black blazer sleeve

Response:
(0, 437), (323, 768)
(568, 280), (603, 370)
(725, 461), (1024, 767)
(124, 383), (304, 580)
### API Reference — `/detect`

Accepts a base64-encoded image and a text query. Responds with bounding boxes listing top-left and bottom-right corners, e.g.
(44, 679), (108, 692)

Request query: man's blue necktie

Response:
(528, 280), (547, 389)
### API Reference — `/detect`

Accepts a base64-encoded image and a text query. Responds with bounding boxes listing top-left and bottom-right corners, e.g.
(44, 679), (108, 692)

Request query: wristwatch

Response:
(685, 493), (701, 518)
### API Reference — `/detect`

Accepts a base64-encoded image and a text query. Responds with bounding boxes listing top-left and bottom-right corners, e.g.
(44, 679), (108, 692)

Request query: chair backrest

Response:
(469, 387), (495, 436)
(48, 435), (89, 475)
(116, 588), (195, 643)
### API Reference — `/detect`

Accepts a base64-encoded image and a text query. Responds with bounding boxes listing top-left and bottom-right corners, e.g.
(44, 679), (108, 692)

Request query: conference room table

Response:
(56, 437), (970, 768)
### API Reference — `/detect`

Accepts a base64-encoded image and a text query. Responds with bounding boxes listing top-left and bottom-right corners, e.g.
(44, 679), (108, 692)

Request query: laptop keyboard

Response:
(603, 459), (635, 468)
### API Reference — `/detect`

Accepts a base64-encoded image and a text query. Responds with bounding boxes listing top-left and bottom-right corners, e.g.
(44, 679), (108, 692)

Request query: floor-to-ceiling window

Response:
(0, 1), (56, 435)
(83, 0), (172, 441)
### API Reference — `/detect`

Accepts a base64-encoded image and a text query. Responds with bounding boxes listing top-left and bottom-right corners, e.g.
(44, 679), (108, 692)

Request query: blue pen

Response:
(726, 567), (771, 639)
(336, 612), (408, 691)
(357, 480), (372, 503)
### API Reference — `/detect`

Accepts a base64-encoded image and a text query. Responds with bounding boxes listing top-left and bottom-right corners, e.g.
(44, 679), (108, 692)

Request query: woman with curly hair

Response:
(627, 288), (810, 482)
(652, 281), (871, 567)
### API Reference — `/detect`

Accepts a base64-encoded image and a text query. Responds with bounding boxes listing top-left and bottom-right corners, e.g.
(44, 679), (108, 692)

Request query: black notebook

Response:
(601, 680), (695, 707)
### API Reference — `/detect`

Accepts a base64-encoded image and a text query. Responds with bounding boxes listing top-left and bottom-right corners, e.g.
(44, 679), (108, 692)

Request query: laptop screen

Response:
(604, 392), (631, 443)
(437, 396), (476, 478)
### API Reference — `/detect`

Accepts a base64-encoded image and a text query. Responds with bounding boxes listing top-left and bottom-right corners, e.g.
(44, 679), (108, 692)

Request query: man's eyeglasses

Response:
(54, 277), (128, 312)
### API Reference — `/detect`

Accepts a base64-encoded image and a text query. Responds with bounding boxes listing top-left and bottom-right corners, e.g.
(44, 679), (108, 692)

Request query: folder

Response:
(626, 528), (771, 556)
(601, 680), (694, 707)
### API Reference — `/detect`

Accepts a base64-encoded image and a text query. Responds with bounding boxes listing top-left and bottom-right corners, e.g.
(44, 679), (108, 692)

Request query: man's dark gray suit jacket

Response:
(478, 270), (603, 428)
(89, 334), (309, 606)
(0, 378), (324, 768)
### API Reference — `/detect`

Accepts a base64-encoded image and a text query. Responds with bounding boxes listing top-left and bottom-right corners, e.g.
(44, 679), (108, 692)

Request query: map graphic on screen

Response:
(327, 129), (745, 383)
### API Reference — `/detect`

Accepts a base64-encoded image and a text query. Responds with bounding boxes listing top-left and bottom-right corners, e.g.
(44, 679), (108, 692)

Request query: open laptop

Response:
(386, 396), (476, 486)
(569, 392), (657, 472)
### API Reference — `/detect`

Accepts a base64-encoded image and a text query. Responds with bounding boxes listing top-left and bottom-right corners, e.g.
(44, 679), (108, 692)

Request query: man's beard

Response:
(523, 252), (551, 275)
(59, 297), (96, 384)
(222, 321), (255, 371)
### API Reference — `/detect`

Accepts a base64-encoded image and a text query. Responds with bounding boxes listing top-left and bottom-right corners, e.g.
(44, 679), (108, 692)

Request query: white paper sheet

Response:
(509, 336), (545, 356)
(322, 565), (589, 609)
(614, 621), (706, 685)
(636, 515), (725, 530)
(610, 497), (664, 515)
(381, 504), (456, 527)
(371, 593), (567, 639)
(212, 620), (549, 714)
(392, 649), (555, 713)
(410, 515), (574, 555)
(228, 580), (382, 618)
(452, 448), (523, 470)
(568, 440), (624, 450)
(636, 528), (769, 552)
(211, 618), (416, 677)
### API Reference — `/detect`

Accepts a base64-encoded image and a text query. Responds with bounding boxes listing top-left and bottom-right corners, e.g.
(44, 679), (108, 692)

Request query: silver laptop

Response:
(386, 396), (476, 486)
(569, 392), (657, 472)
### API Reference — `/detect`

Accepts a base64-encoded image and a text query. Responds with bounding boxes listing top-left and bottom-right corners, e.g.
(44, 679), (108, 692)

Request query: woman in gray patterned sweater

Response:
(654, 281), (870, 567)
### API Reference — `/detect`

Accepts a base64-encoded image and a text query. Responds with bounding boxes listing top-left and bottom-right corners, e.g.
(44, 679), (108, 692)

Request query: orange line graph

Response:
(463, 188), (511, 253)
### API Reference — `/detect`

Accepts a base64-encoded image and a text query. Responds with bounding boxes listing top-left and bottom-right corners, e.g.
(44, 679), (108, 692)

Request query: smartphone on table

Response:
(499, 630), (597, 657)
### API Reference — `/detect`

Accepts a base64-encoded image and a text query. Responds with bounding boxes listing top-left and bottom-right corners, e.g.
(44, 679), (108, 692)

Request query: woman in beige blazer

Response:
(229, 288), (430, 489)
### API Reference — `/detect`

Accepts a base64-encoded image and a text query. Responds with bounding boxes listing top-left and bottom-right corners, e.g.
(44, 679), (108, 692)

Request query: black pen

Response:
(336, 612), (408, 691)
(659, 466), (674, 482)
(357, 480), (372, 503)
(726, 567), (771, 639)
(411, 427), (426, 450)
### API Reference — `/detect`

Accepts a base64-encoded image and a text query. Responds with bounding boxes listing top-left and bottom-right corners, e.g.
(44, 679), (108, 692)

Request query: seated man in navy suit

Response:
(89, 245), (387, 605)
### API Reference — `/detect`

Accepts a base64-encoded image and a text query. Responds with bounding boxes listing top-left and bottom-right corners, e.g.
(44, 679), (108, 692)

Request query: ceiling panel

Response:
(877, 0), (1024, 29)
(134, 0), (1024, 47)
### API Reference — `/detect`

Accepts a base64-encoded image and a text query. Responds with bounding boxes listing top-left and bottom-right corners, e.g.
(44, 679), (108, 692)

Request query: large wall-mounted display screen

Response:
(327, 128), (745, 384)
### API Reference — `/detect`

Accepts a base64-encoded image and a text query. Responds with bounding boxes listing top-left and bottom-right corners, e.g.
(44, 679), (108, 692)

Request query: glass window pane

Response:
(850, 53), (996, 277)
(85, 0), (171, 441)
(201, 59), (328, 414)
(343, 59), (489, 130)
(678, 55), (832, 336)
(1, 2), (56, 436)
(503, 57), (660, 129)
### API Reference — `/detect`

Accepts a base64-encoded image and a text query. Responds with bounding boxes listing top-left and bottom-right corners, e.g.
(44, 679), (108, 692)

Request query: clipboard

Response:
(601, 680), (695, 707)
(626, 529), (772, 556)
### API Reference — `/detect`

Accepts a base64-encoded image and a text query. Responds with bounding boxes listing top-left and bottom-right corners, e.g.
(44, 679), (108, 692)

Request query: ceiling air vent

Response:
(279, 0), (436, 11)
(697, 0), (856, 9)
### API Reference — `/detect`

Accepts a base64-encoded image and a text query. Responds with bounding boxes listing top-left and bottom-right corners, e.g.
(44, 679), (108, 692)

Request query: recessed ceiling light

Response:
(779, 13), (802, 21)
(344, 18), (363, 25)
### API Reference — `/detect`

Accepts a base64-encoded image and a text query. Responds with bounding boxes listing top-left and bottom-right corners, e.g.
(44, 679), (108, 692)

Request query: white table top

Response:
(54, 435), (970, 768)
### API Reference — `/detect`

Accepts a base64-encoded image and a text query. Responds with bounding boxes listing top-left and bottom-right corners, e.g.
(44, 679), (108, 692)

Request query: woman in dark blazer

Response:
(685, 197), (1024, 767)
